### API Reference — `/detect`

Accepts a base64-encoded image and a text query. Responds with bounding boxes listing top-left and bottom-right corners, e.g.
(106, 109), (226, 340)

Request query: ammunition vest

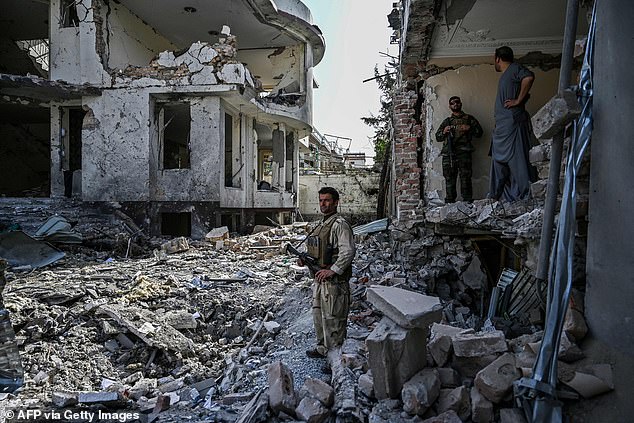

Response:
(306, 214), (352, 280)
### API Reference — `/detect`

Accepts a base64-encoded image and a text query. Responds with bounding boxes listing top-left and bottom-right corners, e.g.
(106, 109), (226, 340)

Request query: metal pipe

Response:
(535, 0), (580, 282)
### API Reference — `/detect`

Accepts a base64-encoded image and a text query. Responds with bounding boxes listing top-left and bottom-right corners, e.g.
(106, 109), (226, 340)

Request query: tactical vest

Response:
(445, 114), (476, 153)
(306, 214), (352, 280)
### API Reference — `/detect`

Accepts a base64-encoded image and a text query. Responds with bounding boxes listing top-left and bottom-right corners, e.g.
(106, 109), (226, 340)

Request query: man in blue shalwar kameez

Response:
(489, 46), (537, 201)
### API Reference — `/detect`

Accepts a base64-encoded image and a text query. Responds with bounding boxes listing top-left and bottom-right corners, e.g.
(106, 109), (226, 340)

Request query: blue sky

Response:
(300, 0), (396, 162)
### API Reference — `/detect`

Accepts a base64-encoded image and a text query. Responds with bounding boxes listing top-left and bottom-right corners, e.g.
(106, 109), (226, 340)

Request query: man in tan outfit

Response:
(302, 187), (356, 358)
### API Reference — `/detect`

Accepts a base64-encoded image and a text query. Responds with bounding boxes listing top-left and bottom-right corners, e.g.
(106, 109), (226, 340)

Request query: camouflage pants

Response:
(312, 277), (350, 355)
(442, 153), (473, 202)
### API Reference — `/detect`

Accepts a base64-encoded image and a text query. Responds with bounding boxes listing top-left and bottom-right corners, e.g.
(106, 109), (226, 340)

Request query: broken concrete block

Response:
(437, 367), (460, 388)
(218, 63), (246, 85)
(474, 353), (521, 403)
(499, 408), (527, 423)
(431, 323), (464, 338)
(163, 310), (197, 330)
(191, 66), (218, 85)
(529, 144), (550, 164)
(267, 361), (297, 415)
(470, 386), (493, 423)
(401, 368), (440, 416)
(366, 317), (428, 399)
(299, 378), (334, 407)
(78, 391), (119, 404)
(263, 321), (281, 334)
(452, 330), (507, 358)
(129, 378), (157, 400)
(205, 226), (229, 242)
(158, 377), (184, 393)
(530, 180), (548, 200)
(563, 307), (588, 341)
(437, 386), (471, 421)
(561, 363), (614, 398)
(428, 334), (452, 367)
(366, 285), (442, 329)
(421, 410), (462, 423)
(452, 354), (498, 378)
(358, 371), (374, 398)
(558, 332), (585, 362)
(531, 90), (582, 140)
(161, 237), (189, 254)
(461, 255), (487, 290)
(156, 51), (177, 67)
(52, 391), (78, 408)
(295, 397), (329, 423)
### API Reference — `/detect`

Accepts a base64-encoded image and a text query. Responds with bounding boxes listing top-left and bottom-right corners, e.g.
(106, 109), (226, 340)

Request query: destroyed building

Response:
(380, 0), (634, 421)
(1, 0), (326, 236)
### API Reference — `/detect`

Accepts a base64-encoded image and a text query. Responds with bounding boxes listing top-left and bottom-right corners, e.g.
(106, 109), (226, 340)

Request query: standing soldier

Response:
(435, 96), (483, 203)
(301, 187), (355, 360)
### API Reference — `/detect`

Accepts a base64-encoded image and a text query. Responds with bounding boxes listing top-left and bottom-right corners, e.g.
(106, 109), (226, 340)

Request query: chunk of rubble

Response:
(499, 408), (528, 423)
(437, 367), (460, 388)
(401, 368), (440, 416)
(563, 307), (588, 341)
(358, 371), (374, 398)
(78, 391), (120, 404)
(295, 397), (329, 423)
(452, 330), (508, 358)
(205, 226), (229, 242)
(160, 237), (189, 254)
(470, 386), (493, 423)
(474, 353), (521, 403)
(451, 354), (498, 378)
(299, 378), (334, 407)
(51, 391), (78, 408)
(561, 363), (614, 398)
(267, 361), (297, 415)
(437, 386), (471, 421)
(421, 409), (463, 423)
(366, 285), (442, 329)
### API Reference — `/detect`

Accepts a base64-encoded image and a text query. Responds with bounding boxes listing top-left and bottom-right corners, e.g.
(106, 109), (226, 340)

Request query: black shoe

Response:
(306, 348), (326, 359)
(321, 364), (332, 374)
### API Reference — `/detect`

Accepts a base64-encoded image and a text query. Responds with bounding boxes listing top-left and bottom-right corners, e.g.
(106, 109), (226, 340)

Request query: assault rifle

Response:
(447, 128), (455, 168)
(285, 243), (322, 274)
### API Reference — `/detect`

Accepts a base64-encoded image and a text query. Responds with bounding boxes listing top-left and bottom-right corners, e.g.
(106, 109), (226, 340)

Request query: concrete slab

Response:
(366, 285), (442, 329)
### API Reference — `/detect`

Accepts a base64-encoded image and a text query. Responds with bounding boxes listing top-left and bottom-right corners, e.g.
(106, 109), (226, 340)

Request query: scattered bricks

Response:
(295, 397), (330, 423)
(366, 317), (428, 399)
(421, 410), (462, 423)
(129, 378), (157, 400)
(474, 353), (521, 403)
(470, 386), (493, 423)
(563, 307), (588, 341)
(358, 371), (374, 398)
(160, 237), (189, 254)
(206, 226), (229, 242)
(437, 367), (461, 388)
(499, 408), (528, 423)
(452, 330), (507, 358)
(78, 391), (120, 404)
(158, 377), (184, 393)
(366, 285), (442, 330)
(428, 335), (453, 367)
(437, 386), (471, 421)
(531, 90), (582, 140)
(401, 368), (441, 416)
(299, 378), (334, 407)
(268, 361), (297, 415)
(51, 391), (78, 408)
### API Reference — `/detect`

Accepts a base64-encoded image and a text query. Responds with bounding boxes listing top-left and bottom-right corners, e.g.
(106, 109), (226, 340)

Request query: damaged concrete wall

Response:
(105, 1), (177, 70)
(269, 45), (304, 95)
(299, 173), (380, 222)
(424, 65), (559, 201)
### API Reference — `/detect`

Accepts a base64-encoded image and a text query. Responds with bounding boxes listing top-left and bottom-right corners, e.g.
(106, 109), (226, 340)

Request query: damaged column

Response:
(365, 285), (442, 399)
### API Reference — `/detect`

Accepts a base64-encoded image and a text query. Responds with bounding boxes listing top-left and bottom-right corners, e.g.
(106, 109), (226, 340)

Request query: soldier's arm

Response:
(435, 118), (450, 142)
(470, 116), (484, 138)
(329, 220), (356, 275)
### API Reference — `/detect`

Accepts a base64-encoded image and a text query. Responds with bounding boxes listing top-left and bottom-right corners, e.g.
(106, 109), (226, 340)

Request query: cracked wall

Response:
(424, 64), (560, 202)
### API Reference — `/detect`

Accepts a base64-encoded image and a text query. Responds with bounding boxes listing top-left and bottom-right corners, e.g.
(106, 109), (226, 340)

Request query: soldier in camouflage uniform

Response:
(435, 96), (483, 202)
(301, 187), (355, 359)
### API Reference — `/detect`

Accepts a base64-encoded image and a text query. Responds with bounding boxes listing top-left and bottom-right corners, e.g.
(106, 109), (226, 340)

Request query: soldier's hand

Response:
(443, 126), (451, 134)
(315, 269), (336, 283)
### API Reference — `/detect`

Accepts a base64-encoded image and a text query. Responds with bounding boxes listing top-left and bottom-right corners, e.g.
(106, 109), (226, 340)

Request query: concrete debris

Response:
(366, 285), (442, 329)
(299, 377), (334, 407)
(499, 407), (528, 423)
(474, 353), (521, 403)
(437, 385), (471, 421)
(436, 367), (460, 388)
(561, 363), (614, 398)
(267, 361), (297, 415)
(160, 236), (190, 254)
(421, 410), (463, 423)
(452, 329), (508, 357)
(401, 368), (440, 416)
(470, 385), (494, 423)
(295, 396), (330, 423)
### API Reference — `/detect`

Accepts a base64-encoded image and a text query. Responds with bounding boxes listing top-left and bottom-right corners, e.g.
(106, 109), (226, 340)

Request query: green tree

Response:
(361, 66), (396, 168)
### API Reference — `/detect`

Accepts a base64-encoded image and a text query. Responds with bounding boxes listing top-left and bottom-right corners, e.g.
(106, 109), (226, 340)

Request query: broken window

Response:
(224, 111), (242, 188)
(161, 212), (191, 237)
(285, 131), (295, 192)
(157, 102), (191, 170)
(257, 150), (273, 189)
(61, 107), (86, 198)
(61, 0), (80, 28)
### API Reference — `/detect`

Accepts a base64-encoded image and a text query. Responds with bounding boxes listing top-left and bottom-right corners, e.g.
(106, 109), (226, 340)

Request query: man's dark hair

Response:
(318, 187), (340, 201)
(495, 46), (514, 62)
(449, 96), (461, 103)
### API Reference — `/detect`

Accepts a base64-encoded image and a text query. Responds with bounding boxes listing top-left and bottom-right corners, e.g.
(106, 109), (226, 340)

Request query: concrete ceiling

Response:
(1, 0), (49, 41)
(428, 0), (590, 65)
(117, 0), (299, 50)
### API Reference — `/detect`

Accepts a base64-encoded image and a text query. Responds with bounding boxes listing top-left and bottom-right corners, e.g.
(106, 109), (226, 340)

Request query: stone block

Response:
(52, 391), (78, 408)
(358, 371), (375, 398)
(451, 354), (497, 378)
(530, 180), (548, 200)
(421, 410), (462, 423)
(366, 317), (428, 399)
(295, 397), (329, 423)
(205, 226), (229, 242)
(532, 90), (582, 139)
(218, 63), (246, 85)
(78, 391), (119, 404)
(190, 66), (218, 85)
(401, 368), (440, 416)
(437, 367), (460, 388)
(529, 144), (550, 164)
(452, 330), (507, 358)
(299, 378), (334, 407)
(366, 285), (442, 329)
(470, 386), (493, 423)
(268, 361), (297, 415)
(499, 408), (528, 423)
(437, 386), (470, 421)
(474, 353), (521, 403)
(428, 334), (452, 367)
(563, 308), (588, 341)
(160, 237), (189, 254)
(461, 256), (487, 290)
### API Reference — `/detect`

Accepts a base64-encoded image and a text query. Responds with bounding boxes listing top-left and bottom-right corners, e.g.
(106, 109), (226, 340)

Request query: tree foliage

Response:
(361, 66), (396, 167)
